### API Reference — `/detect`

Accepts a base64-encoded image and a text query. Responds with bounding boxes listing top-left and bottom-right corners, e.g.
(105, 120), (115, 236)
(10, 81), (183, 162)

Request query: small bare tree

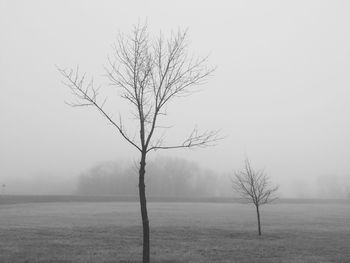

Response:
(232, 159), (278, 236)
(58, 23), (218, 263)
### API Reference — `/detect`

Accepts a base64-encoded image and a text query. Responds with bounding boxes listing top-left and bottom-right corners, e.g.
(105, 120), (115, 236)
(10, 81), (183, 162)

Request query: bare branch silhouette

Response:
(57, 66), (141, 152)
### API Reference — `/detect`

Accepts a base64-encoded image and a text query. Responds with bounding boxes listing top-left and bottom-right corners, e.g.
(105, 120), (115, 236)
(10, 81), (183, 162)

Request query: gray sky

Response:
(1, 0), (350, 197)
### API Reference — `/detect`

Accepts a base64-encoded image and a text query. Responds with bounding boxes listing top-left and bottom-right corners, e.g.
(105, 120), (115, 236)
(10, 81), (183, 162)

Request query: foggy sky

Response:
(1, 0), (350, 197)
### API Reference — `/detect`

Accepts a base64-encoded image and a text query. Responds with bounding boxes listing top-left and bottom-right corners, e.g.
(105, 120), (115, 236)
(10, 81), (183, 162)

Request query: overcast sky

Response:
(1, 0), (349, 197)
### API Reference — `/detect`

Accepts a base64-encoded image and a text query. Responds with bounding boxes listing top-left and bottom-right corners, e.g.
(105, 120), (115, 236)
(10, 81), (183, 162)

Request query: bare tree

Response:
(58, 23), (218, 263)
(231, 159), (278, 236)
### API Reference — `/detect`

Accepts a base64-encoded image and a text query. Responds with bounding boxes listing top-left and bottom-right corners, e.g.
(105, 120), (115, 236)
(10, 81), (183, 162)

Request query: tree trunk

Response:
(256, 205), (261, 236)
(139, 152), (150, 263)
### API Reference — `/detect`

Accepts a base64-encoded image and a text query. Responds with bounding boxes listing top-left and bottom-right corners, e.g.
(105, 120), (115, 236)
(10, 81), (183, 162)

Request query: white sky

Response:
(1, 0), (350, 197)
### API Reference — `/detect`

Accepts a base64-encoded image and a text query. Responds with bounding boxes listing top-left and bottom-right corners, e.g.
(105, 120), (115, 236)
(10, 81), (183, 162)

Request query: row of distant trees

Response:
(77, 158), (350, 201)
(76, 157), (221, 197)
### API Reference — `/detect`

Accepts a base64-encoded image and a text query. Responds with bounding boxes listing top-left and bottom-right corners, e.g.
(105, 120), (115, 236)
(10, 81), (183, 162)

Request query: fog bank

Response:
(3, 157), (348, 199)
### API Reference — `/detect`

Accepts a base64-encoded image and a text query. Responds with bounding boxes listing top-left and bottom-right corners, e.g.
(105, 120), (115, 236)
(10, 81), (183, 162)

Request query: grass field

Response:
(0, 199), (349, 262)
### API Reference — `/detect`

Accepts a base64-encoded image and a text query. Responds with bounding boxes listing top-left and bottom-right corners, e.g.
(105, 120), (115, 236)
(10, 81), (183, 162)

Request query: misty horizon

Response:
(1, 156), (349, 200)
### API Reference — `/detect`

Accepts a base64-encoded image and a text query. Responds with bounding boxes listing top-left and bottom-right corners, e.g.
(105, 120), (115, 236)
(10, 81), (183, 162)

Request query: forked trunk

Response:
(256, 205), (261, 236)
(139, 152), (150, 263)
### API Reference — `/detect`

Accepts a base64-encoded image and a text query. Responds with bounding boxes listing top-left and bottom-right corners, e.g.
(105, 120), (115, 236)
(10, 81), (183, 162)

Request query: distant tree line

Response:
(316, 175), (350, 199)
(76, 157), (223, 198)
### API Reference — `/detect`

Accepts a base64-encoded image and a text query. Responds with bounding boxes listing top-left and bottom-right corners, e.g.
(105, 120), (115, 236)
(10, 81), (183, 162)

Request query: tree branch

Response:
(147, 128), (220, 152)
(57, 66), (142, 152)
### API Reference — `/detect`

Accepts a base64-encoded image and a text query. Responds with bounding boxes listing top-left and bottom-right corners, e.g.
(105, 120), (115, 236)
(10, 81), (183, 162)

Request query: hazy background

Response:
(1, 0), (349, 198)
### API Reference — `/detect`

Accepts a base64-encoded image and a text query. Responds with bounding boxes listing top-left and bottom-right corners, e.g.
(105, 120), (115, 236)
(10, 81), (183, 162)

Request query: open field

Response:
(0, 199), (349, 262)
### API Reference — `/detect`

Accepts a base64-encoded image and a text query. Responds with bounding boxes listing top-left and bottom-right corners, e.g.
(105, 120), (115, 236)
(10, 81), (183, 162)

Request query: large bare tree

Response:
(232, 159), (278, 236)
(58, 23), (218, 263)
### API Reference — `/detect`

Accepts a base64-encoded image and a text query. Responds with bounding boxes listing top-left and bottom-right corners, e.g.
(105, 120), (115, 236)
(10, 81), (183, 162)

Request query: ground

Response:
(0, 200), (349, 262)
